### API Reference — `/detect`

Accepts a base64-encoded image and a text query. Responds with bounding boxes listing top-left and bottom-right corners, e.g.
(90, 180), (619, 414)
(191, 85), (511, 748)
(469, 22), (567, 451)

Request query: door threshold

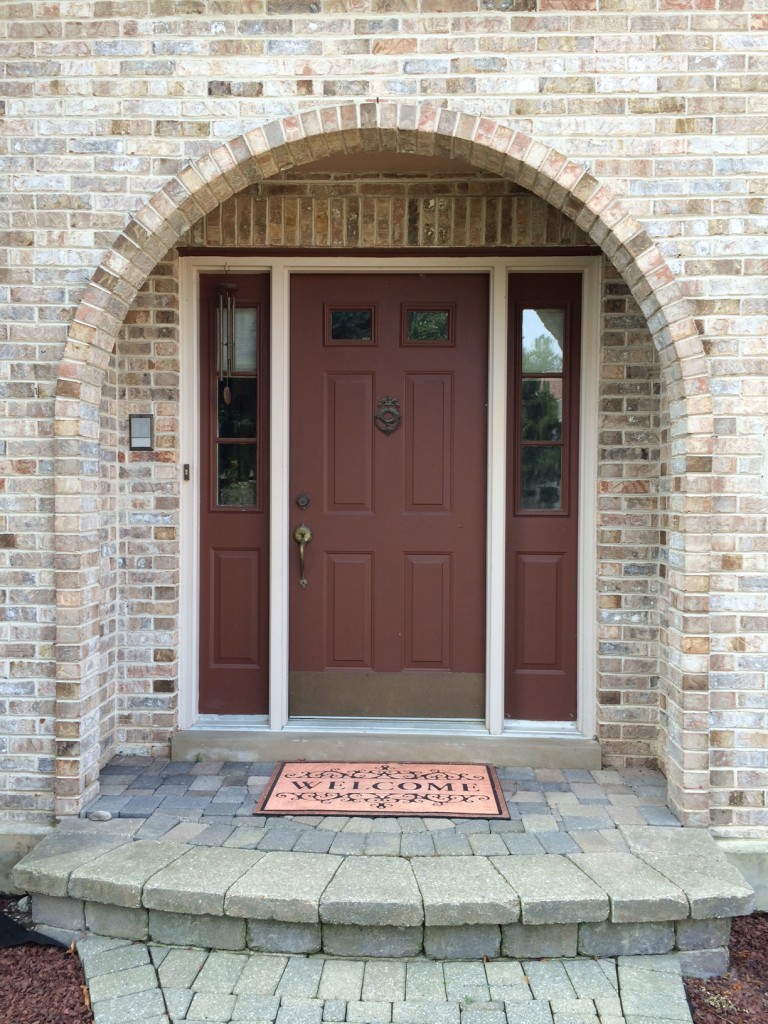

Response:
(284, 716), (487, 734)
(173, 722), (601, 768)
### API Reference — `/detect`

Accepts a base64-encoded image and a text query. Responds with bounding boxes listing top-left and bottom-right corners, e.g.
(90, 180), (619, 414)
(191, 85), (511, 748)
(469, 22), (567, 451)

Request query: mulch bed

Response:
(685, 912), (768, 1024)
(0, 895), (93, 1024)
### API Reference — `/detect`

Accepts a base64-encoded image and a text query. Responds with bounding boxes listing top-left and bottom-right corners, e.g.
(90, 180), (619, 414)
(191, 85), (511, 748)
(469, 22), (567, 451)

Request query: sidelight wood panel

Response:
(327, 374), (374, 511)
(212, 549), (261, 663)
(515, 553), (562, 668)
(405, 374), (452, 512)
(505, 273), (581, 722)
(326, 553), (373, 667)
(198, 273), (270, 715)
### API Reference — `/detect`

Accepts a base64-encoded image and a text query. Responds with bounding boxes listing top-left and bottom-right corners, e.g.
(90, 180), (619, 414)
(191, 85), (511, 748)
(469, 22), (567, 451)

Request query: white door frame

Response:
(179, 255), (600, 739)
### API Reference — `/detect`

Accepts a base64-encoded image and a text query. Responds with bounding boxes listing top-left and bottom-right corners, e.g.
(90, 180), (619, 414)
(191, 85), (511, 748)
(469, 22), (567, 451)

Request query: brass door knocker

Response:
(374, 396), (402, 434)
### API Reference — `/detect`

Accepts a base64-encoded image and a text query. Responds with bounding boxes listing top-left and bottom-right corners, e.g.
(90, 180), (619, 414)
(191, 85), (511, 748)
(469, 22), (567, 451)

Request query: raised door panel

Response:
(326, 374), (374, 512)
(404, 374), (452, 512)
(513, 553), (562, 669)
(404, 554), (451, 669)
(211, 549), (262, 665)
(325, 553), (373, 668)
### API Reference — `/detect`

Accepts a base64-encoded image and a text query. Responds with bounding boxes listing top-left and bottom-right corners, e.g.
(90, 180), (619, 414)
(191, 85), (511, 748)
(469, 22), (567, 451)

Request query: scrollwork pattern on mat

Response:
(274, 790), (491, 810)
(283, 763), (486, 782)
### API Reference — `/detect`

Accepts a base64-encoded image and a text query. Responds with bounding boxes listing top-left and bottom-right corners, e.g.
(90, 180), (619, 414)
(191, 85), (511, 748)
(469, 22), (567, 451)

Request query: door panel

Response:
(212, 549), (262, 663)
(198, 273), (270, 715)
(290, 273), (488, 719)
(327, 553), (374, 667)
(327, 374), (374, 510)
(505, 273), (581, 721)
(405, 374), (452, 511)
(404, 554), (451, 669)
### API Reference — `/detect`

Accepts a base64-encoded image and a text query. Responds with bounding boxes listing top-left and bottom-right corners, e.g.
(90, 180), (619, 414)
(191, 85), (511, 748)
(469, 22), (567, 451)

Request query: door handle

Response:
(293, 524), (313, 589)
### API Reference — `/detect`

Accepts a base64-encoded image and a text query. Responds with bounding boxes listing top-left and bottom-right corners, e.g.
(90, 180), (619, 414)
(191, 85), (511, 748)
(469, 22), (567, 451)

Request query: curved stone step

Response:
(14, 821), (754, 970)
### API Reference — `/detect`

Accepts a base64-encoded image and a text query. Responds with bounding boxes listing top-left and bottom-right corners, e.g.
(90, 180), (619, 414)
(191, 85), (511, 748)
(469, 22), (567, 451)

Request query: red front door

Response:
(289, 274), (489, 718)
(198, 273), (270, 714)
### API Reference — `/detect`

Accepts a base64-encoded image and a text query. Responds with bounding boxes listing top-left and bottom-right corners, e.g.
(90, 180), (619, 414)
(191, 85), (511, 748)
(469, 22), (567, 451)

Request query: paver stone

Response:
(320, 857), (422, 926)
(70, 840), (190, 907)
(411, 857), (518, 926)
(225, 852), (342, 922)
(491, 855), (608, 925)
(568, 852), (688, 923)
(143, 846), (264, 915)
(12, 834), (131, 899)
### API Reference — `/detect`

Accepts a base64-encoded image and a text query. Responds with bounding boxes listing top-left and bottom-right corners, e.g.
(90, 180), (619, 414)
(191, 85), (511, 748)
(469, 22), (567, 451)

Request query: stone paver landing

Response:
(78, 936), (696, 1024)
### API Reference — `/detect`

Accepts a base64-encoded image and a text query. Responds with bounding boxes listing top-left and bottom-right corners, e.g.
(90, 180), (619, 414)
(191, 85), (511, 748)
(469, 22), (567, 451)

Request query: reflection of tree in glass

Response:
(408, 310), (449, 342)
(523, 332), (562, 373)
(331, 310), (372, 340)
(521, 333), (563, 508)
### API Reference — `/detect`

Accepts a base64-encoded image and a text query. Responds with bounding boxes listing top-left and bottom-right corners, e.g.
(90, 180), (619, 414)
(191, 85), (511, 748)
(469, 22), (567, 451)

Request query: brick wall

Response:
(1, 5), (766, 834)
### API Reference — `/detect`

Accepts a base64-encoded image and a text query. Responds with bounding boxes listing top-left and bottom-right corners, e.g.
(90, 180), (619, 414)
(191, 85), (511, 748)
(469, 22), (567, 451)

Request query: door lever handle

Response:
(293, 524), (313, 589)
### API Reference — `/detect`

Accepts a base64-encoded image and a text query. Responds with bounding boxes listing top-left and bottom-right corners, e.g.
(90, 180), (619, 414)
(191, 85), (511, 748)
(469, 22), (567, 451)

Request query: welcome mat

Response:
(254, 762), (509, 818)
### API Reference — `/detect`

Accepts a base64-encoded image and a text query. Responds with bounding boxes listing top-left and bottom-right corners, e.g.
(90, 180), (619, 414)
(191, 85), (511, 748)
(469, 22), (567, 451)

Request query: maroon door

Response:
(198, 273), (269, 714)
(505, 273), (581, 721)
(289, 274), (488, 718)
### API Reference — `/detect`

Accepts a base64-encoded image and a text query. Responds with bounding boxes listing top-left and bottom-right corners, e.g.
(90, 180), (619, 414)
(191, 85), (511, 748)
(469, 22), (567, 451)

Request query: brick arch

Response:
(54, 101), (712, 821)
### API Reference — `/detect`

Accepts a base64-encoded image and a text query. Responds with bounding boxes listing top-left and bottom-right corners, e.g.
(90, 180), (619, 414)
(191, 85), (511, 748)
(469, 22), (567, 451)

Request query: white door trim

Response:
(179, 255), (600, 739)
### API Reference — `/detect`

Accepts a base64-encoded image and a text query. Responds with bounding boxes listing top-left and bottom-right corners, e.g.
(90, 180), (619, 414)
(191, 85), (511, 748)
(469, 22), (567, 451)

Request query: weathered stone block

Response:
(13, 834), (129, 899)
(423, 925), (500, 960)
(501, 922), (578, 959)
(31, 893), (85, 931)
(148, 909), (246, 949)
(678, 947), (729, 979)
(320, 856), (422, 927)
(492, 854), (608, 925)
(569, 852), (688, 923)
(578, 921), (675, 957)
(226, 852), (342, 922)
(85, 901), (149, 940)
(247, 918), (322, 954)
(143, 846), (262, 916)
(675, 917), (730, 951)
(322, 924), (423, 958)
(410, 857), (518, 926)
(70, 839), (188, 908)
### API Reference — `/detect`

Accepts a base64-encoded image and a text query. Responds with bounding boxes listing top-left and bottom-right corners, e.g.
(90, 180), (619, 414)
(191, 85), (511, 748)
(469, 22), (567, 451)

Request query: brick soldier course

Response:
(1, 7), (767, 865)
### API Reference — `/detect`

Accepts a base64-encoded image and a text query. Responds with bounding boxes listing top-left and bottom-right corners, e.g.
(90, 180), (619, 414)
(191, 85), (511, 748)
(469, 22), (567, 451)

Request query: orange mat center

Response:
(254, 762), (509, 818)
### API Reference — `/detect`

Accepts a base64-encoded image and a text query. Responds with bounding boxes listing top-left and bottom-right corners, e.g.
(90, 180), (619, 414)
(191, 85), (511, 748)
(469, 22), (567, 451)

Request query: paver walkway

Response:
(84, 758), (681, 855)
(78, 936), (695, 1024)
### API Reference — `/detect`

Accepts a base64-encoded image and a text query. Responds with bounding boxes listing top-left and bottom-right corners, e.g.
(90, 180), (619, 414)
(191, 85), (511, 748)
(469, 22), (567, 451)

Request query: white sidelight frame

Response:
(179, 256), (600, 740)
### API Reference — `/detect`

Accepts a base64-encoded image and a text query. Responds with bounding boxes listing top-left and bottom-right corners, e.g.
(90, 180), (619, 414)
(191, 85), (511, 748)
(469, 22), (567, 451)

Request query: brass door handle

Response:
(293, 524), (313, 589)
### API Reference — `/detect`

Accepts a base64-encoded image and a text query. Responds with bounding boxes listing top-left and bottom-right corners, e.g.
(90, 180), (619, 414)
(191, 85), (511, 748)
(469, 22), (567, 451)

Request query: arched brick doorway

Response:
(53, 102), (712, 825)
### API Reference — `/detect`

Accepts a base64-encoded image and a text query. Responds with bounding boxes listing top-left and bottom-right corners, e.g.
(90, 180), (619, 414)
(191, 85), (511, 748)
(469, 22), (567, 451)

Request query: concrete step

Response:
(13, 821), (754, 977)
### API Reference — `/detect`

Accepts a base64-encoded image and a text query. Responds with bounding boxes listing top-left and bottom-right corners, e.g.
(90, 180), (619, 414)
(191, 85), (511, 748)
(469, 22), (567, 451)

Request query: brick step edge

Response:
(31, 890), (731, 975)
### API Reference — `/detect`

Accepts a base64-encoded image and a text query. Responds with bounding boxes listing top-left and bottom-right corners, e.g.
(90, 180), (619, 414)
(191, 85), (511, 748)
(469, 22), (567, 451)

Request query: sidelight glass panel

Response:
(406, 309), (451, 344)
(521, 378), (563, 441)
(521, 447), (562, 510)
(218, 379), (257, 439)
(218, 443), (257, 507)
(217, 307), (259, 374)
(234, 307), (259, 373)
(522, 309), (564, 373)
(330, 308), (373, 342)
